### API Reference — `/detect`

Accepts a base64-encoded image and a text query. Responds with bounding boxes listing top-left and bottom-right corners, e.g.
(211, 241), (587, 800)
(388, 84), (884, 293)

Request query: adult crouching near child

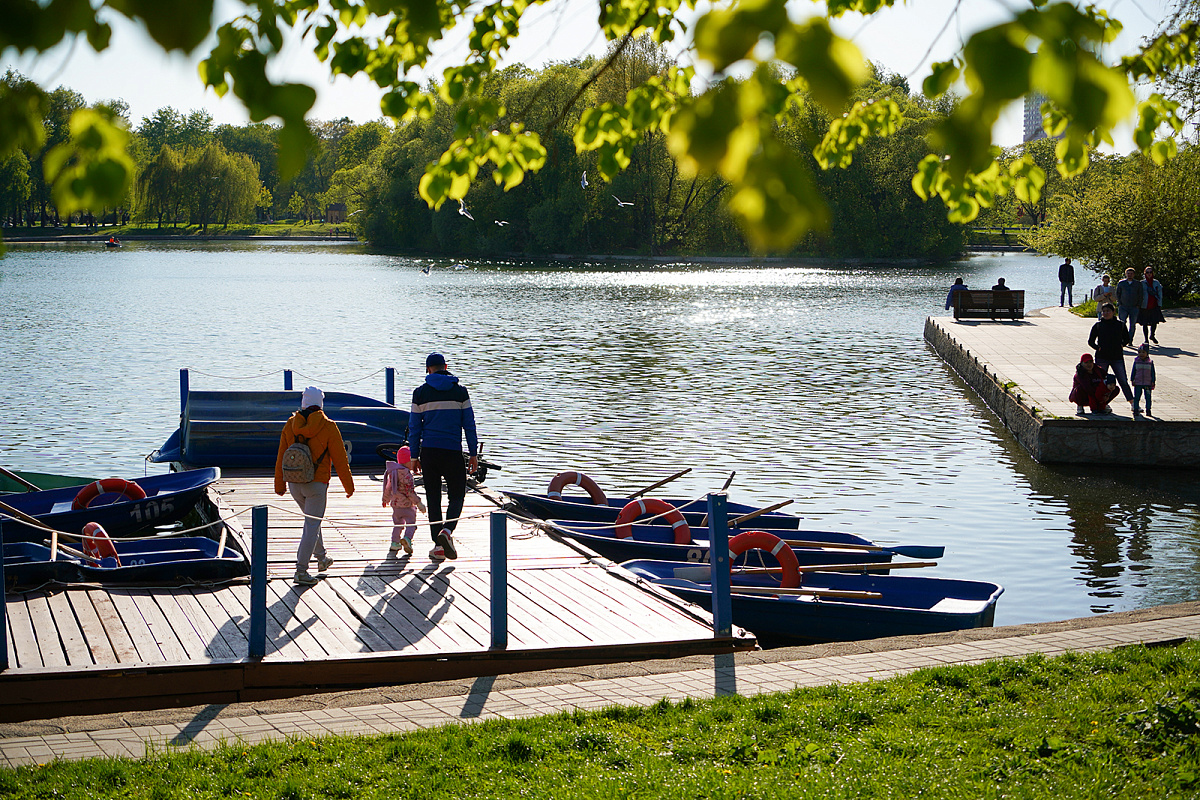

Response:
(274, 386), (355, 585)
(1088, 303), (1135, 414)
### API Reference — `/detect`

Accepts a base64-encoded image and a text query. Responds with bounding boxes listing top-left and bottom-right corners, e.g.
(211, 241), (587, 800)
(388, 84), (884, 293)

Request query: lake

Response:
(2, 241), (1198, 626)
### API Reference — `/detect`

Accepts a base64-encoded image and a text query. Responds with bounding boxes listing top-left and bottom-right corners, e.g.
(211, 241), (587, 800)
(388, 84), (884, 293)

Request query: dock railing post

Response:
(385, 367), (395, 406)
(707, 493), (732, 638)
(283, 370), (293, 391)
(490, 511), (508, 649)
(248, 506), (268, 660)
(0, 520), (7, 671)
(179, 368), (189, 419)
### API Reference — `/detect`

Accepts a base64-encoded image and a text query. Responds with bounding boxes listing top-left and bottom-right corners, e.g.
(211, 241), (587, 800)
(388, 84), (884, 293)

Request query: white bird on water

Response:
(458, 200), (474, 220)
(581, 171), (588, 189)
(613, 195), (633, 207)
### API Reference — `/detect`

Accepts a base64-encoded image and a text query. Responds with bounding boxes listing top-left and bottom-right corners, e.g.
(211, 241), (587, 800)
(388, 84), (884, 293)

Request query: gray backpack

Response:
(281, 435), (325, 483)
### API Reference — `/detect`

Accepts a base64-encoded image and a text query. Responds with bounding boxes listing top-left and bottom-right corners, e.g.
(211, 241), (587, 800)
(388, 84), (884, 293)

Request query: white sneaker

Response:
(316, 555), (334, 572)
(294, 570), (318, 585)
(436, 530), (457, 560)
(429, 545), (446, 561)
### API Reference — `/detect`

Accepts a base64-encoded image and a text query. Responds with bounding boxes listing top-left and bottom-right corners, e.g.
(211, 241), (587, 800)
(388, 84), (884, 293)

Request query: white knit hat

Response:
(301, 386), (324, 409)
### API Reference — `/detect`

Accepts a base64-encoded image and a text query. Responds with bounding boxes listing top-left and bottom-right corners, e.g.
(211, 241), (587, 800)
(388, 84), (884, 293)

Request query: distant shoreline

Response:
(2, 234), (356, 244)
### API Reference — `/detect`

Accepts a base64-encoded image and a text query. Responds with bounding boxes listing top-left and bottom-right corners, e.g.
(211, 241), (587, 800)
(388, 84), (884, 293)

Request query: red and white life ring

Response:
(728, 530), (801, 588)
(71, 478), (147, 511)
(547, 471), (607, 505)
(81, 522), (121, 564)
(614, 498), (691, 544)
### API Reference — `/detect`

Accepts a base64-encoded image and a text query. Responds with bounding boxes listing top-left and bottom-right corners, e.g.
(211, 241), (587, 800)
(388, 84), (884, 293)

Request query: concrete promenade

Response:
(2, 602), (1197, 768)
(925, 306), (1200, 464)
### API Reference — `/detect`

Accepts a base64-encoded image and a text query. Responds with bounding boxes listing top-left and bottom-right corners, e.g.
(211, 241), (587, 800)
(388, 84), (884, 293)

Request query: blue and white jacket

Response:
(407, 371), (478, 458)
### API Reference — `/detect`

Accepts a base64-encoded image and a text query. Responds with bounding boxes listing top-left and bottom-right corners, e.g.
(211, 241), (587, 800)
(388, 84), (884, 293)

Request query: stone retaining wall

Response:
(924, 317), (1200, 466)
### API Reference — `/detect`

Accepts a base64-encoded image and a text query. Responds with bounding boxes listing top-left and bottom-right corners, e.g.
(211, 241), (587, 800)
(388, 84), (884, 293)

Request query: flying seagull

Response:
(495, 220), (509, 226)
(458, 200), (474, 220)
(581, 171), (588, 189)
(613, 195), (633, 207)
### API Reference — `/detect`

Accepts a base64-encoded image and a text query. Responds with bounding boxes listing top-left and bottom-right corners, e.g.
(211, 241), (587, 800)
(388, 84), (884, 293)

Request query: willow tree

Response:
(1, 0), (1196, 251)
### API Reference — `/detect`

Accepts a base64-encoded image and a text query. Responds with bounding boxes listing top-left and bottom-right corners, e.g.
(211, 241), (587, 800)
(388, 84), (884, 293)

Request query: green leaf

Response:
(775, 18), (867, 114)
(44, 108), (134, 215)
(108, 0), (215, 53)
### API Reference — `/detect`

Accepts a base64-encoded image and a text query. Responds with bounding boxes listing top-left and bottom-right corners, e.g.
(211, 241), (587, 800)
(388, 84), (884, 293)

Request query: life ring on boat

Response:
(547, 471), (607, 504)
(614, 498), (691, 544)
(728, 531), (800, 588)
(80, 522), (121, 565)
(71, 478), (147, 510)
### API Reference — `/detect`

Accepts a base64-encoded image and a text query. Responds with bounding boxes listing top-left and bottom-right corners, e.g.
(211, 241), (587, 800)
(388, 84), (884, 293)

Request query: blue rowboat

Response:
(545, 520), (895, 567)
(621, 559), (1004, 645)
(503, 489), (802, 530)
(2, 536), (248, 590)
(0, 468), (221, 543)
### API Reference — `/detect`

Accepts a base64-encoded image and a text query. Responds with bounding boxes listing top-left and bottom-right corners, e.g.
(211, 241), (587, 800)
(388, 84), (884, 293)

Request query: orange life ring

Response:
(81, 522), (121, 564)
(614, 498), (691, 544)
(71, 478), (148, 511)
(728, 531), (801, 588)
(547, 471), (607, 505)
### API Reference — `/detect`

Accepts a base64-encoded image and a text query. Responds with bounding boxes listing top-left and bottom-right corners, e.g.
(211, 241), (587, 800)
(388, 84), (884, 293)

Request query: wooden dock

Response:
(1, 471), (754, 722)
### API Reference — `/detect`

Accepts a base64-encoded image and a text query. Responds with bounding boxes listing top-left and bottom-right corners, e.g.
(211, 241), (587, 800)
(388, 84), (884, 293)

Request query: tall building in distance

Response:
(1024, 92), (1049, 142)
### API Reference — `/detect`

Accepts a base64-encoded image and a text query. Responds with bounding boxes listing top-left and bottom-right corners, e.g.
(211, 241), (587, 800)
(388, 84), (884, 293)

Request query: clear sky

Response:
(0, 0), (1173, 147)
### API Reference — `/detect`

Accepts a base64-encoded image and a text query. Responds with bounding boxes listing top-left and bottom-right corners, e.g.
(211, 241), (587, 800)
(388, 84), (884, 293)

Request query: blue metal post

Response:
(248, 506), (268, 659)
(179, 368), (189, 418)
(0, 520), (7, 671)
(707, 493), (732, 638)
(490, 512), (508, 649)
(385, 367), (395, 406)
(283, 370), (293, 391)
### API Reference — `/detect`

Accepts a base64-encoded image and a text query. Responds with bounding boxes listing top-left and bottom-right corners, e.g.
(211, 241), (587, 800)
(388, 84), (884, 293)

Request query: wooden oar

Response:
(780, 537), (944, 560)
(730, 585), (883, 600)
(0, 465), (41, 492)
(729, 499), (794, 526)
(43, 539), (96, 563)
(737, 560), (938, 575)
(628, 468), (692, 499)
(721, 471), (736, 490)
(0, 497), (70, 560)
(673, 561), (936, 581)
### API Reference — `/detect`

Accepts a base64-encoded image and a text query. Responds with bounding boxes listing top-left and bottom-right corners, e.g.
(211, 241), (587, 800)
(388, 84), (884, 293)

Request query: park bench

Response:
(952, 289), (1025, 320)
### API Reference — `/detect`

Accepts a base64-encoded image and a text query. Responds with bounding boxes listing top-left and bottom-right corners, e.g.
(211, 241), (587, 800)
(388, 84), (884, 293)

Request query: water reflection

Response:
(1, 244), (1197, 626)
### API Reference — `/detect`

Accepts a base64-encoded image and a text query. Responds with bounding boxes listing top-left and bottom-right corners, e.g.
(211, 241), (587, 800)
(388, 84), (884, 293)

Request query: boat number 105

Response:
(129, 499), (175, 523)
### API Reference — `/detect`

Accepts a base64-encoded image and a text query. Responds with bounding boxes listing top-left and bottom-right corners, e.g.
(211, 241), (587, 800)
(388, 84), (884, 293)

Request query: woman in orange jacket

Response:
(274, 386), (355, 584)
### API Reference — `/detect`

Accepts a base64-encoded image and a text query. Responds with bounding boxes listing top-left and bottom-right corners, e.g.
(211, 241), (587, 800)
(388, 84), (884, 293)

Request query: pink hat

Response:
(395, 446), (411, 463)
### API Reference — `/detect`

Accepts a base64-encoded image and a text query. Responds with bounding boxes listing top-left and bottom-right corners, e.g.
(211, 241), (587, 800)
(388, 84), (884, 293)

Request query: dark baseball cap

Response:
(426, 352), (447, 368)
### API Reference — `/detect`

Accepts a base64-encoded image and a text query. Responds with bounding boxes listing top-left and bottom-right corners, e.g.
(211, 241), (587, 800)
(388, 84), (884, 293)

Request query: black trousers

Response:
(420, 446), (466, 541)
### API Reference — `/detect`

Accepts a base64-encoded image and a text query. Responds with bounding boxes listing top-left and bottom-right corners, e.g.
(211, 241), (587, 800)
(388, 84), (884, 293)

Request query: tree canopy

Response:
(1, 0), (1196, 250)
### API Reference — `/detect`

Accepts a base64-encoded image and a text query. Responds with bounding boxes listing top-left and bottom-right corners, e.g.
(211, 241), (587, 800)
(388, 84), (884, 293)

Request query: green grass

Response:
(3, 222), (350, 238)
(3, 643), (1200, 798)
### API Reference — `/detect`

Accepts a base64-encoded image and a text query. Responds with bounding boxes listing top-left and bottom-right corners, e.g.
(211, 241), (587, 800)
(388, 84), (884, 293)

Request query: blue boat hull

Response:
(548, 522), (893, 567)
(3, 536), (249, 590)
(150, 390), (409, 468)
(0, 468), (221, 542)
(622, 560), (1003, 645)
(503, 490), (802, 530)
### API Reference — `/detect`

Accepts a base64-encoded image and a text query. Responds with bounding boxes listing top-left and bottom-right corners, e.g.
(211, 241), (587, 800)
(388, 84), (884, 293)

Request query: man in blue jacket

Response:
(408, 353), (479, 561)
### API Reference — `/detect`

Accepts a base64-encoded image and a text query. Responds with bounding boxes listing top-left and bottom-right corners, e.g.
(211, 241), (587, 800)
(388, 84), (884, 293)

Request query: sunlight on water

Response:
(2, 243), (1199, 625)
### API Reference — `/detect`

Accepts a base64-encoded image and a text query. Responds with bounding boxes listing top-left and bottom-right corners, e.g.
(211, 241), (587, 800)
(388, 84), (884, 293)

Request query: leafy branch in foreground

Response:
(1, 0), (1196, 250)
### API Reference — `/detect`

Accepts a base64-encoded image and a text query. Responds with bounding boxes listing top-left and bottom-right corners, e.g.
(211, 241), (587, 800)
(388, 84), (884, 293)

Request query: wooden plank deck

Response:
(1, 470), (754, 721)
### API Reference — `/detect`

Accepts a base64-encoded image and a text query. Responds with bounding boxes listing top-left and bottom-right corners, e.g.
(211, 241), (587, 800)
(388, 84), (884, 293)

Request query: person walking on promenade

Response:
(1093, 274), (1116, 318)
(1139, 267), (1165, 345)
(1089, 303), (1135, 414)
(382, 446), (426, 555)
(1130, 344), (1156, 417)
(1116, 268), (1144, 340)
(1069, 353), (1118, 414)
(945, 277), (968, 311)
(1058, 257), (1075, 307)
(274, 386), (355, 585)
(408, 353), (479, 561)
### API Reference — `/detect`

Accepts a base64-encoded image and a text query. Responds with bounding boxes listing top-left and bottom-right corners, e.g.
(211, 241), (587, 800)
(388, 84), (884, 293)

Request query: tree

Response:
(1026, 146), (1200, 301)
(2, 1), (1195, 251)
(137, 144), (186, 227)
(0, 149), (31, 225)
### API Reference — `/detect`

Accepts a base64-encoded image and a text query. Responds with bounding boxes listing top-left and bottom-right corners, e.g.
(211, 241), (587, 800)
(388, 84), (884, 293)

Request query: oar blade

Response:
(889, 544), (945, 559)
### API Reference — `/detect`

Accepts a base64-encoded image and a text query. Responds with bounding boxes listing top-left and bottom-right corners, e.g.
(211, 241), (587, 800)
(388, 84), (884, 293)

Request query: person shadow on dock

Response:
(353, 561), (453, 649)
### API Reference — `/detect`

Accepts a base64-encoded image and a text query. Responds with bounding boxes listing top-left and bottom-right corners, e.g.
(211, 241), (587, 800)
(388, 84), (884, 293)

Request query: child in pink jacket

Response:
(382, 446), (425, 555)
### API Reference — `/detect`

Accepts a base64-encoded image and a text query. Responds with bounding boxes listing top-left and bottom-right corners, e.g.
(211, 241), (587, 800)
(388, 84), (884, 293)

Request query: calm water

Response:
(2, 242), (1199, 626)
